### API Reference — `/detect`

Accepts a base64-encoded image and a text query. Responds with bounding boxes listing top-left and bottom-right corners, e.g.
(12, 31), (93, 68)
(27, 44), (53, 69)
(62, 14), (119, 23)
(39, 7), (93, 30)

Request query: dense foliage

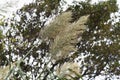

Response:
(0, 0), (120, 80)
(70, 0), (120, 79)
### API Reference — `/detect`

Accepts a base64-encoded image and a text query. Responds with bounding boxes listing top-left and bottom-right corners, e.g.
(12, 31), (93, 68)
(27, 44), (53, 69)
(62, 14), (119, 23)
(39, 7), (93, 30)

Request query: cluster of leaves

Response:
(69, 0), (120, 79)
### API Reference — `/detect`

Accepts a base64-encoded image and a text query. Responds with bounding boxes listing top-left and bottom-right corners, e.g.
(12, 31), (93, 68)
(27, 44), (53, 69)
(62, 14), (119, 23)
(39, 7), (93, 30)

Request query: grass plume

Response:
(50, 14), (89, 60)
(40, 11), (72, 40)
(40, 11), (89, 60)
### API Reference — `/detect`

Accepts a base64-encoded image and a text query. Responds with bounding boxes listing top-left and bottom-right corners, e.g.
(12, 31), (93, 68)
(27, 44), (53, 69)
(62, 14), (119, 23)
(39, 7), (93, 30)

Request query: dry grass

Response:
(56, 62), (80, 79)
(0, 12), (89, 79)
(50, 15), (89, 60)
(40, 11), (89, 60)
(40, 11), (72, 40)
(0, 63), (16, 79)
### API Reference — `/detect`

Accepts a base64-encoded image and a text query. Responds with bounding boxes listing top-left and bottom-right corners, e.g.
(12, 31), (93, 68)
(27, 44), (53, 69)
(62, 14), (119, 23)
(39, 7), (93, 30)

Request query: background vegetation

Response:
(0, 0), (120, 80)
